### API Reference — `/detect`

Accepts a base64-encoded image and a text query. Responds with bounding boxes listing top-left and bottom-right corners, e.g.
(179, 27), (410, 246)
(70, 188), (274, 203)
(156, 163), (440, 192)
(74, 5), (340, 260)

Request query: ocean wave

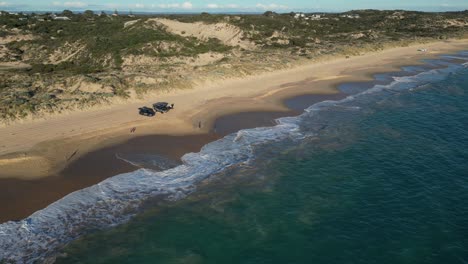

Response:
(0, 56), (467, 263)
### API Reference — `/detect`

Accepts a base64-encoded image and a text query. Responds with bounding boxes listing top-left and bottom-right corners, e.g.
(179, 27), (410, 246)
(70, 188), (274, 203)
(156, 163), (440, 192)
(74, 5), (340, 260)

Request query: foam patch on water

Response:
(0, 56), (467, 263)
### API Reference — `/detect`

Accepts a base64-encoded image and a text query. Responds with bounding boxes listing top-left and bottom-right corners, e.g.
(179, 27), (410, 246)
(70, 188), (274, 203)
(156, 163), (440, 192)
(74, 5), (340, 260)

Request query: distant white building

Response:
(292, 13), (327, 21)
(294, 13), (306, 19)
(309, 14), (322, 20)
(340, 14), (360, 19)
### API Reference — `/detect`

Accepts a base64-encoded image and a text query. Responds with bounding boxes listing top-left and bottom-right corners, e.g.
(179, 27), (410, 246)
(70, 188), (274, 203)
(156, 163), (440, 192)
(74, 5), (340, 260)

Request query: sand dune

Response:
(148, 18), (255, 49)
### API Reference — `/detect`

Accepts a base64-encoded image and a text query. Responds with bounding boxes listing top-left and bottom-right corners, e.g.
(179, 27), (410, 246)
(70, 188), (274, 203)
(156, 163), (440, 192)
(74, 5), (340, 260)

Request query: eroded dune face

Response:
(147, 18), (256, 50)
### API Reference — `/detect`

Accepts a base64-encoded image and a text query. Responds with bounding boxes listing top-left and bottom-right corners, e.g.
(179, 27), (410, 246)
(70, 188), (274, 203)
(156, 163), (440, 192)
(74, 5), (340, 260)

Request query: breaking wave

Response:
(0, 53), (467, 263)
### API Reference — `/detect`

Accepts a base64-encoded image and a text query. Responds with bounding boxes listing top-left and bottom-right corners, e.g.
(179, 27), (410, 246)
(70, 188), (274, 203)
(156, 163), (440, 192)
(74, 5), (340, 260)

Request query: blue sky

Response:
(1, 0), (467, 12)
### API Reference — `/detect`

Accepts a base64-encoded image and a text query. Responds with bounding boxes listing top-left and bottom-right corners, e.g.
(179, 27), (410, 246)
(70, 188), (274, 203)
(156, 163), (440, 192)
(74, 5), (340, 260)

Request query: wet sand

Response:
(0, 134), (216, 223)
(0, 93), (341, 223)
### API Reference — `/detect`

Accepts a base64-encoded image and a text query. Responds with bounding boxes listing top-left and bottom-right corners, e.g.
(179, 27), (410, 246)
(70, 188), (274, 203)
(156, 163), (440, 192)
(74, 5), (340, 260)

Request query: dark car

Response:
(139, 106), (156, 117)
(153, 102), (174, 113)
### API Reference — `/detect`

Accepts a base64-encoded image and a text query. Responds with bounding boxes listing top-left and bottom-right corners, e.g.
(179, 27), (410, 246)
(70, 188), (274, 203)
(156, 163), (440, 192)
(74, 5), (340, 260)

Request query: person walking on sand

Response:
(130, 127), (136, 133)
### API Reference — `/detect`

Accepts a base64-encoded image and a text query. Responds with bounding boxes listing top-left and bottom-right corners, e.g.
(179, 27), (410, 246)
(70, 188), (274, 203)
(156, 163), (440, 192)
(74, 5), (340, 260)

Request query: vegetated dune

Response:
(48, 42), (87, 64)
(0, 11), (466, 123)
(446, 19), (468, 27)
(0, 28), (35, 63)
(147, 18), (256, 49)
(123, 51), (225, 69)
(0, 28), (35, 45)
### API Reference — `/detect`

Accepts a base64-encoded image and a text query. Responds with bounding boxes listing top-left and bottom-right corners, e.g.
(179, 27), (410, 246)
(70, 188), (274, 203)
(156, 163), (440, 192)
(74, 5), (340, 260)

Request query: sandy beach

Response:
(0, 39), (467, 222)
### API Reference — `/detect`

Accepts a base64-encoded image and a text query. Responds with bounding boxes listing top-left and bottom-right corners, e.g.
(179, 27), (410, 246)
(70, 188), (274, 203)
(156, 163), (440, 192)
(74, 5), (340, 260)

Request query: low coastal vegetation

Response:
(0, 10), (467, 121)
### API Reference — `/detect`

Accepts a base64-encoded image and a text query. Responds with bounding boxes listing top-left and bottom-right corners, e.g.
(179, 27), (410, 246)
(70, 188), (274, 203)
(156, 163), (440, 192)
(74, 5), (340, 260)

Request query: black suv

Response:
(138, 106), (156, 117)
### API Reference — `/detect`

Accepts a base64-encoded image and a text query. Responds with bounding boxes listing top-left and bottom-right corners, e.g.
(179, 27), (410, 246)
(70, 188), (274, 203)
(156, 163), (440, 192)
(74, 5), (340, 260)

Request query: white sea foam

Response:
(115, 153), (180, 171)
(0, 58), (466, 263)
(115, 153), (143, 168)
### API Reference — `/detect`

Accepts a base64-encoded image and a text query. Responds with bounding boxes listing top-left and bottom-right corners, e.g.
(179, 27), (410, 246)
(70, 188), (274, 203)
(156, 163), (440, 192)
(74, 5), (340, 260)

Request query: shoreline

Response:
(0, 39), (467, 222)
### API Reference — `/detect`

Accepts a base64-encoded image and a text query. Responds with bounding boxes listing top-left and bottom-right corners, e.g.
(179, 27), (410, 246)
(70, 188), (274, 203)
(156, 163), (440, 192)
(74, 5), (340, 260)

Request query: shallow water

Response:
(1, 52), (467, 263)
(54, 54), (468, 263)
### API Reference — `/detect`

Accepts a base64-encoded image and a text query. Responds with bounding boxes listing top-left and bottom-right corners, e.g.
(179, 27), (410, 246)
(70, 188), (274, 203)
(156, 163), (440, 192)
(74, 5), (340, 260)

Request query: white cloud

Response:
(154, 2), (192, 9)
(206, 3), (239, 9)
(153, 3), (177, 8)
(256, 3), (288, 10)
(101, 3), (119, 9)
(134, 3), (144, 8)
(52, 1), (88, 8)
(182, 2), (193, 9)
(0, 1), (9, 7)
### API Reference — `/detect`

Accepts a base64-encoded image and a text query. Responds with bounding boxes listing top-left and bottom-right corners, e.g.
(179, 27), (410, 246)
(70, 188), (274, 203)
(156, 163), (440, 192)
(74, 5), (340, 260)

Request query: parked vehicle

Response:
(138, 106), (156, 117)
(153, 102), (174, 113)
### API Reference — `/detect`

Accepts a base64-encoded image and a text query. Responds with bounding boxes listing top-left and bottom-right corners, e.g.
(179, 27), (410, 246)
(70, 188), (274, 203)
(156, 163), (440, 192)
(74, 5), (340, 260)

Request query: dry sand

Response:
(0, 39), (467, 180)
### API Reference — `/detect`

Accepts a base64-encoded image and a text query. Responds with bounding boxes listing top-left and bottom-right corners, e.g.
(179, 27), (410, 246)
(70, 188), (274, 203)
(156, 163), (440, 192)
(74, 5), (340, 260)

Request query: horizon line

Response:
(2, 8), (467, 14)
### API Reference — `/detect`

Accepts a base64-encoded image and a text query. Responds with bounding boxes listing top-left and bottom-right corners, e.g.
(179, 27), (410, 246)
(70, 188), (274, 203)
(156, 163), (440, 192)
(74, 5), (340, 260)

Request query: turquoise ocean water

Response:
(1, 53), (467, 263)
(53, 54), (468, 263)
